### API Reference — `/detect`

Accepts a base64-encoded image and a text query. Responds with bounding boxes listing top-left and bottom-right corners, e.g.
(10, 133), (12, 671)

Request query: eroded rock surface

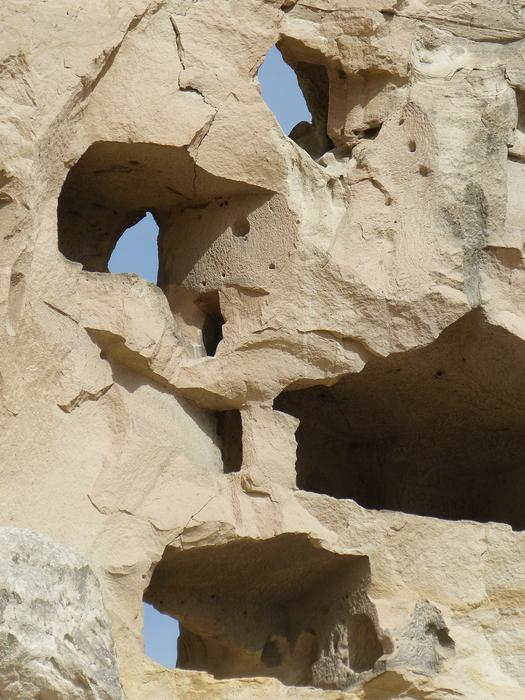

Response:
(1, 0), (525, 698)
(0, 528), (122, 700)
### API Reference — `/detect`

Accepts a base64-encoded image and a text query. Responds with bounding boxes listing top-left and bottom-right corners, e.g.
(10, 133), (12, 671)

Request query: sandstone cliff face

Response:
(1, 1), (525, 698)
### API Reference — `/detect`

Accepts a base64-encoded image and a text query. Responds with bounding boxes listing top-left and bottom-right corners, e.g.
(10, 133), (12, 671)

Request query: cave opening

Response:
(57, 141), (197, 275)
(142, 602), (180, 669)
(216, 409), (243, 473)
(274, 311), (525, 530)
(258, 45), (312, 136)
(258, 44), (334, 159)
(196, 290), (225, 357)
(57, 141), (263, 357)
(108, 211), (159, 283)
(143, 534), (385, 688)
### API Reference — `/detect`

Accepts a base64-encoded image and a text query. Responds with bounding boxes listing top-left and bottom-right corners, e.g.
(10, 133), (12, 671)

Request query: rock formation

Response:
(1, 0), (525, 698)
(0, 528), (122, 699)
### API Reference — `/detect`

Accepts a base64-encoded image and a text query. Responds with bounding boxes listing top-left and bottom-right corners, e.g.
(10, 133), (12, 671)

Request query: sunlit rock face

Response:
(1, 0), (525, 698)
(0, 528), (122, 700)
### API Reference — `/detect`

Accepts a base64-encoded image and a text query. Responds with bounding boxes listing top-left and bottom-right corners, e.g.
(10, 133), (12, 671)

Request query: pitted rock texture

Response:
(0, 528), (122, 700)
(2, 0), (525, 699)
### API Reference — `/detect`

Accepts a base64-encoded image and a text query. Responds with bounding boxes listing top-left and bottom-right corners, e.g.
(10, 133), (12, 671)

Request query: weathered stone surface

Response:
(2, 0), (525, 698)
(0, 528), (122, 700)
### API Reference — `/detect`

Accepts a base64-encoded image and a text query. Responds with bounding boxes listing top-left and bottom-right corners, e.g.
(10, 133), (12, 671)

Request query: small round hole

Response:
(408, 140), (416, 152)
(233, 219), (250, 237)
(399, 118), (405, 126)
(419, 164), (431, 176)
(269, 262), (276, 270)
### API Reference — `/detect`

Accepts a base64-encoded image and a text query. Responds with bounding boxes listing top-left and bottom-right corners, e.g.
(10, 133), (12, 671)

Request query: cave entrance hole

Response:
(258, 45), (333, 159)
(196, 290), (225, 357)
(57, 141), (200, 275)
(143, 534), (385, 688)
(57, 141), (265, 357)
(274, 311), (525, 530)
(216, 409), (243, 473)
(258, 45), (312, 135)
(108, 211), (159, 283)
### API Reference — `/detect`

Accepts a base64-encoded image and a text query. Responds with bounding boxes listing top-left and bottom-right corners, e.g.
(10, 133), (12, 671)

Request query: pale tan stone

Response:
(1, 1), (525, 698)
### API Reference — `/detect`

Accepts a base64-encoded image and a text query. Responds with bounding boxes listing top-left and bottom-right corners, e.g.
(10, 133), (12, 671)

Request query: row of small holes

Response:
(204, 261), (276, 285)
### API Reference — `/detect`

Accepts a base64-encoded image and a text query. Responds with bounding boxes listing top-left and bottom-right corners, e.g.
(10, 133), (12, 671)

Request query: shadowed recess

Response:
(57, 140), (268, 357)
(57, 140), (266, 274)
(275, 311), (525, 530)
(144, 534), (386, 689)
(216, 409), (243, 473)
